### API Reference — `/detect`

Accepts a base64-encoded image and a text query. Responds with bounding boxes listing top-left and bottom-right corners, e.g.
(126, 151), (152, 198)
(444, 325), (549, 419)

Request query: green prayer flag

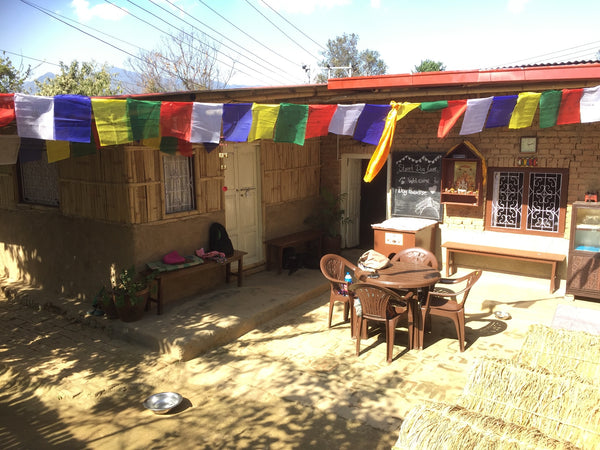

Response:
(159, 136), (178, 155)
(420, 101), (448, 112)
(128, 99), (161, 141)
(70, 126), (97, 158)
(274, 103), (309, 145)
(539, 90), (562, 129)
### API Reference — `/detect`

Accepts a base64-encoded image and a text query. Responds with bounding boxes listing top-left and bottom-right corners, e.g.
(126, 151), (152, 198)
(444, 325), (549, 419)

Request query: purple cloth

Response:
(18, 138), (44, 163)
(222, 103), (252, 142)
(353, 104), (391, 145)
(54, 95), (92, 143)
(485, 95), (518, 128)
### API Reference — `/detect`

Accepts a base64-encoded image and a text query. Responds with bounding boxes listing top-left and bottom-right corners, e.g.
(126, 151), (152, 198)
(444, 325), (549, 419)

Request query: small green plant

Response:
(304, 188), (352, 238)
(112, 266), (151, 308)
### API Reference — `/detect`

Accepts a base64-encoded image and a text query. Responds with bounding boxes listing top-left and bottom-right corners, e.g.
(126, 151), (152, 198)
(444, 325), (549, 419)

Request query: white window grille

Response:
(163, 154), (195, 214)
(19, 150), (59, 207)
(489, 168), (564, 235)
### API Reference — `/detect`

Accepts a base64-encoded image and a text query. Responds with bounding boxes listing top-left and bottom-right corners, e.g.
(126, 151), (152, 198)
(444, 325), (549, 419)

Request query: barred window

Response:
(19, 150), (59, 207)
(486, 168), (567, 236)
(163, 154), (195, 214)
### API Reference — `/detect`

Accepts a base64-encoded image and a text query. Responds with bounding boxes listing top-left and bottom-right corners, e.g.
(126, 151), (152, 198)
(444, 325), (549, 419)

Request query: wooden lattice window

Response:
(19, 150), (59, 207)
(163, 154), (195, 214)
(486, 167), (568, 236)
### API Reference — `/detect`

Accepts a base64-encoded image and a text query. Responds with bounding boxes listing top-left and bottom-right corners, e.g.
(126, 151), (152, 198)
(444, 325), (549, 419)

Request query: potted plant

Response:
(305, 188), (352, 254)
(93, 285), (119, 319)
(112, 266), (151, 322)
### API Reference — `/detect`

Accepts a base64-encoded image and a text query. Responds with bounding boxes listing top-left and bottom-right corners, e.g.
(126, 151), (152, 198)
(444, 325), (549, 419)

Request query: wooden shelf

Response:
(440, 143), (483, 207)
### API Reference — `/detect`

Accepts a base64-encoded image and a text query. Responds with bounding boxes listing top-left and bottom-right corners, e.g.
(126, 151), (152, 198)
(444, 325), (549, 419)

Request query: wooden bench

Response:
(265, 230), (323, 274)
(147, 250), (247, 314)
(442, 241), (566, 293)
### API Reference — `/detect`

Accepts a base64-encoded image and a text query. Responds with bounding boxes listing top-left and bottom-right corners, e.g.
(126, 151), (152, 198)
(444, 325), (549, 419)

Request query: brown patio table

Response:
(355, 260), (441, 350)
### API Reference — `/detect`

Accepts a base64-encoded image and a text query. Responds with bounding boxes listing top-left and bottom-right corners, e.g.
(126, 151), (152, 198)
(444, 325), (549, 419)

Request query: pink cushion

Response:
(162, 251), (185, 265)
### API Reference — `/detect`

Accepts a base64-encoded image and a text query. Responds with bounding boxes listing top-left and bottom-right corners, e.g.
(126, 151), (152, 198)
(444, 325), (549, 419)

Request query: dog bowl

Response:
(143, 392), (183, 414)
(494, 311), (511, 320)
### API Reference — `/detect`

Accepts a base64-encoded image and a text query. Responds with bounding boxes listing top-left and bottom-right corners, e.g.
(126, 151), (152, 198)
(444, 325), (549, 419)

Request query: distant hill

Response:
(22, 67), (249, 95)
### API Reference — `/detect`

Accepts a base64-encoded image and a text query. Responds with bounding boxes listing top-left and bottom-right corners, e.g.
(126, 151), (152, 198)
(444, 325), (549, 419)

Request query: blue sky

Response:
(2, 0), (600, 91)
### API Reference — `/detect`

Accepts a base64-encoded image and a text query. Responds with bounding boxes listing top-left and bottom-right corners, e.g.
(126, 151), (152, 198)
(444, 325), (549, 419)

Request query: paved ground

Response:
(1, 259), (599, 449)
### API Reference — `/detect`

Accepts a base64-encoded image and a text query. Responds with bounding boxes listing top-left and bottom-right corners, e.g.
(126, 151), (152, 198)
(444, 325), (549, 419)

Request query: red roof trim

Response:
(327, 64), (600, 90)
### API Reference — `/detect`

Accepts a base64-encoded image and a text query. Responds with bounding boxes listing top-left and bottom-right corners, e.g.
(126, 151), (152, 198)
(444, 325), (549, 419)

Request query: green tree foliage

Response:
(35, 61), (122, 96)
(316, 33), (387, 83)
(0, 53), (31, 93)
(413, 59), (446, 73)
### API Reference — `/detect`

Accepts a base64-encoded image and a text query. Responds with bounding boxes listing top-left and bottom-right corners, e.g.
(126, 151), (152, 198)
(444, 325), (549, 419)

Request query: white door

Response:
(224, 143), (262, 265)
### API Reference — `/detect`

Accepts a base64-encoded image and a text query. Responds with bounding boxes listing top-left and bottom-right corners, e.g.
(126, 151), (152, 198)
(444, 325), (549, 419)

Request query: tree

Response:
(35, 61), (122, 96)
(413, 59), (446, 73)
(127, 30), (234, 93)
(316, 33), (387, 83)
(0, 53), (31, 93)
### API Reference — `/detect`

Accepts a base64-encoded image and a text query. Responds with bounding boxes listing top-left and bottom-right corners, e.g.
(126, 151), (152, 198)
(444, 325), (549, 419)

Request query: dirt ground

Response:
(0, 294), (393, 449)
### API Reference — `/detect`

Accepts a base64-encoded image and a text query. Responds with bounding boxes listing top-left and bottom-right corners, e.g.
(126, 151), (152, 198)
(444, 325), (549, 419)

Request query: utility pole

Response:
(302, 65), (311, 83)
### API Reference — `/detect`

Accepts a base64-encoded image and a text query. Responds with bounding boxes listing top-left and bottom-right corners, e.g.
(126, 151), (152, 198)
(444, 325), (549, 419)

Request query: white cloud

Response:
(71, 0), (128, 22)
(264, 0), (351, 15)
(371, 0), (381, 8)
(507, 0), (532, 14)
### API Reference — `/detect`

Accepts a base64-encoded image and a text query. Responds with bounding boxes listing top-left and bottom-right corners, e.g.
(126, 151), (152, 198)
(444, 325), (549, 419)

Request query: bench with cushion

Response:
(442, 241), (565, 293)
(146, 250), (247, 314)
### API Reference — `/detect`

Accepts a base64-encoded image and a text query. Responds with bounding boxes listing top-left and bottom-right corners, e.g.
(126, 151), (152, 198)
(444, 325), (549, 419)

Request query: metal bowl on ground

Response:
(143, 392), (183, 414)
(494, 311), (512, 320)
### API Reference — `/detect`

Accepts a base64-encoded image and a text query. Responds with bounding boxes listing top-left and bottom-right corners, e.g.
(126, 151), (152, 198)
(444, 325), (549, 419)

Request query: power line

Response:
(145, 0), (299, 83)
(195, 0), (300, 68)
(118, 0), (292, 85)
(20, 0), (145, 64)
(0, 49), (61, 68)
(107, 0), (287, 86)
(243, 0), (319, 63)
(495, 40), (600, 68)
(259, 0), (326, 52)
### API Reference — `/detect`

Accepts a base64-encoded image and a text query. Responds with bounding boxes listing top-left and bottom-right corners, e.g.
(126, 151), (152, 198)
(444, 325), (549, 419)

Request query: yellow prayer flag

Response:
(509, 92), (541, 129)
(142, 136), (162, 149)
(248, 104), (281, 142)
(396, 102), (421, 121)
(91, 99), (133, 146)
(46, 140), (70, 163)
(364, 102), (420, 183)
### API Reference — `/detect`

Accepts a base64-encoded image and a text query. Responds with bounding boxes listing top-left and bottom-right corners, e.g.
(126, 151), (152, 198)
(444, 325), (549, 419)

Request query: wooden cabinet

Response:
(440, 143), (483, 206)
(566, 201), (600, 300)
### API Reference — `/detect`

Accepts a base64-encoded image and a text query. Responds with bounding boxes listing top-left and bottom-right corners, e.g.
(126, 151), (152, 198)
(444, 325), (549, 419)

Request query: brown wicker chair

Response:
(420, 270), (482, 352)
(320, 254), (359, 332)
(349, 283), (414, 363)
(390, 247), (439, 269)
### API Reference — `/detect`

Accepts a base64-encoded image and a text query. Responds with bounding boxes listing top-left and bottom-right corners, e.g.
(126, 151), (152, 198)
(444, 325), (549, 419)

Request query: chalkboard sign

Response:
(391, 152), (444, 221)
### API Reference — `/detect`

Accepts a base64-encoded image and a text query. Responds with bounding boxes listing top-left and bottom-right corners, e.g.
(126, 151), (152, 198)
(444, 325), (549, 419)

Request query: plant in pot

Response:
(112, 266), (151, 322)
(305, 188), (352, 255)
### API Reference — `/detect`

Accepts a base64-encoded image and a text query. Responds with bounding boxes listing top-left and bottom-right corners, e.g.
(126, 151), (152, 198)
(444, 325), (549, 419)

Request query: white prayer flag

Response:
(328, 103), (365, 136)
(459, 97), (493, 135)
(580, 85), (600, 124)
(190, 102), (223, 143)
(14, 93), (55, 140)
(0, 135), (20, 165)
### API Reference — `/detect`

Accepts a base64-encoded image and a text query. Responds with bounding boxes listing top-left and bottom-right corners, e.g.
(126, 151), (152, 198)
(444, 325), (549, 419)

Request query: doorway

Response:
(342, 155), (388, 249)
(223, 143), (263, 265)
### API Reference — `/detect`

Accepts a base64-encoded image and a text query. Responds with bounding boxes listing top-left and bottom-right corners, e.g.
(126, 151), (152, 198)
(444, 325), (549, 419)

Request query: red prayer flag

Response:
(438, 100), (468, 138)
(556, 88), (583, 125)
(177, 139), (194, 157)
(304, 104), (337, 139)
(160, 102), (193, 141)
(0, 94), (15, 127)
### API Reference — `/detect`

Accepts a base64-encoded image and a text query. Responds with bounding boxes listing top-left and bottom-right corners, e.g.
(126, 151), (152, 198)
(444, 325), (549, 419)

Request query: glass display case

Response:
(566, 201), (600, 299)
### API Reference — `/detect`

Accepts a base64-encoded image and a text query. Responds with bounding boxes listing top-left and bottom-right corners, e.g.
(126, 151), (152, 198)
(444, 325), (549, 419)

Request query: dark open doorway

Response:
(359, 159), (387, 248)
